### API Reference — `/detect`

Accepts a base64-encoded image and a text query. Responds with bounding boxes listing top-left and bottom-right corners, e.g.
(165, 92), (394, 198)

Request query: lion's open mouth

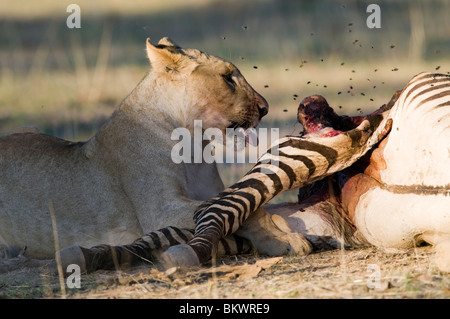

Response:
(225, 97), (267, 147)
(227, 120), (252, 130)
(227, 121), (259, 146)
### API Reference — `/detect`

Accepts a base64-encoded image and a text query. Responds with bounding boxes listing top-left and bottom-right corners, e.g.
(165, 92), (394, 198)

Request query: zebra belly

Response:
(353, 187), (450, 249)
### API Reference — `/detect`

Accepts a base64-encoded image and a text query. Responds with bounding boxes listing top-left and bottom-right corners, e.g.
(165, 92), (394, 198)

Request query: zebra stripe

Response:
(188, 112), (390, 263)
(383, 72), (450, 187)
(397, 73), (450, 114)
(65, 225), (251, 272)
(64, 72), (448, 271)
(403, 74), (448, 104)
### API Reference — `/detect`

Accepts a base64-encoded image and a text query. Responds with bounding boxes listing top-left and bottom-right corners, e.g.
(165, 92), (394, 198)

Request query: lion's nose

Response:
(257, 95), (269, 118)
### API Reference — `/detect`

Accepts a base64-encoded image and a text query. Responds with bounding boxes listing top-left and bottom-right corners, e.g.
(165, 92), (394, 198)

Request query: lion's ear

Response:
(146, 37), (194, 74)
(157, 37), (178, 47)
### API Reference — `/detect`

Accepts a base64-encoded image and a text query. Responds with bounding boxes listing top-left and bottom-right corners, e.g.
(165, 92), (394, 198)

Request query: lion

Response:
(1, 37), (311, 266)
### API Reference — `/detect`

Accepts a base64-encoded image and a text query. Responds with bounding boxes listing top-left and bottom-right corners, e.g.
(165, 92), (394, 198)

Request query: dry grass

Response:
(1, 0), (449, 139)
(1, 0), (449, 300)
(0, 0), (213, 19)
(1, 246), (449, 299)
(1, 58), (447, 135)
(71, 246), (450, 299)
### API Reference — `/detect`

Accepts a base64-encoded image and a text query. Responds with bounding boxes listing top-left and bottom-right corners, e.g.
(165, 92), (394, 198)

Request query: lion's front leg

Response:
(236, 207), (312, 257)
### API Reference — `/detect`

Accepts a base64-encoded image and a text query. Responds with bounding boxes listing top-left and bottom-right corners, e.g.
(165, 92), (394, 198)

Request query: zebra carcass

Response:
(268, 72), (450, 272)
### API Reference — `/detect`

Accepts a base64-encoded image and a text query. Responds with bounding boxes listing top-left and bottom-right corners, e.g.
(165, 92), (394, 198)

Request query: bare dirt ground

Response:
(1, 245), (449, 299)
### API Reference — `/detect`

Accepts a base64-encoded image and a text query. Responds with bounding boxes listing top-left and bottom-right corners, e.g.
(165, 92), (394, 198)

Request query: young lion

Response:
(1, 37), (306, 262)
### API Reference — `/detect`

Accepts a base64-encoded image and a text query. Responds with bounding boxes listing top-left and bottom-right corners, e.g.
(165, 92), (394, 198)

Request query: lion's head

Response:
(145, 37), (268, 136)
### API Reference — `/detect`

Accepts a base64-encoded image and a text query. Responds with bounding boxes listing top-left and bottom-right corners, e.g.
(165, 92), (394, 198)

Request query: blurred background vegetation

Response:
(0, 0), (449, 198)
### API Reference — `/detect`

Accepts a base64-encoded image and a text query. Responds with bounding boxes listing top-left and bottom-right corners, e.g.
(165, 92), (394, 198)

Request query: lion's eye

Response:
(222, 73), (236, 91)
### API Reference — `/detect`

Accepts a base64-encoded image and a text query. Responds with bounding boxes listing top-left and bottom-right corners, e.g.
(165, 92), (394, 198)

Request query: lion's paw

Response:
(247, 214), (312, 257)
(0, 249), (55, 274)
(271, 214), (312, 255)
(253, 230), (312, 257)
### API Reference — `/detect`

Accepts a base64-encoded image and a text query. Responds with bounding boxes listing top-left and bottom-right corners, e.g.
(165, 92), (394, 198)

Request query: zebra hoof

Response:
(160, 244), (200, 269)
(55, 245), (87, 275)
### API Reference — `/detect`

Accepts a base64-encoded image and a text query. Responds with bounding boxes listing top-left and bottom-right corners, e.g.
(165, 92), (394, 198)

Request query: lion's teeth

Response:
(237, 127), (259, 146)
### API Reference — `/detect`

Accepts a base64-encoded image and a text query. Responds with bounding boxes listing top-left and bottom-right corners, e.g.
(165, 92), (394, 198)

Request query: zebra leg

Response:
(162, 208), (312, 268)
(56, 227), (252, 274)
(162, 108), (392, 267)
(57, 227), (194, 274)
